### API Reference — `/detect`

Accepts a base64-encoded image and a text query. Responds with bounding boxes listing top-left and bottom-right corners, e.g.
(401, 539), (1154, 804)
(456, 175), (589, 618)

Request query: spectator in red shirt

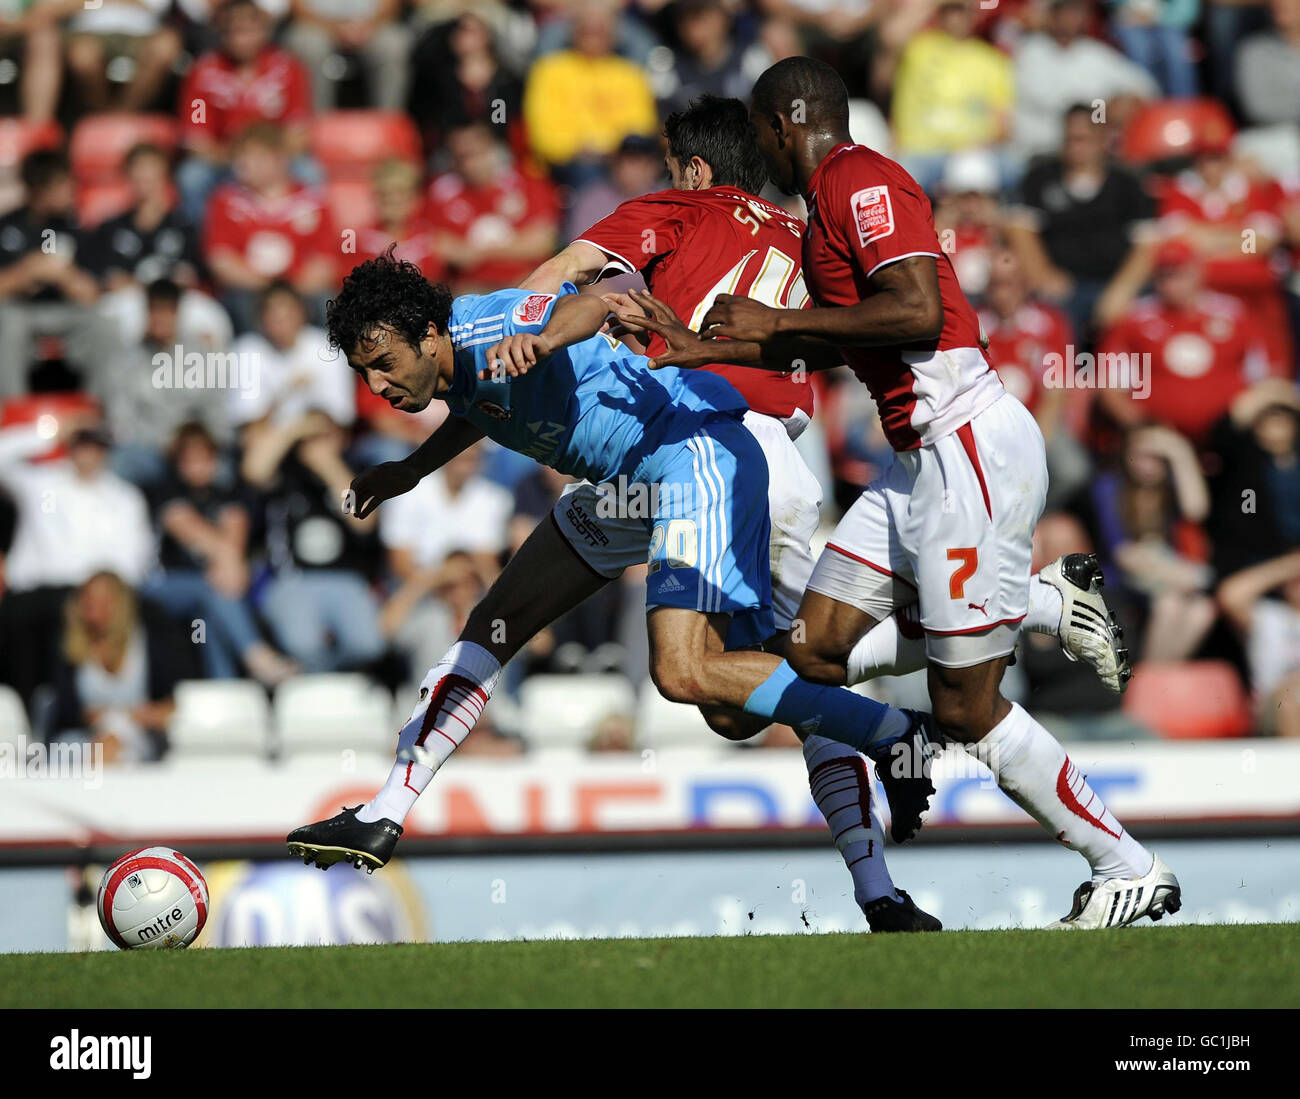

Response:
(1097, 239), (1269, 448)
(176, 0), (318, 225)
(977, 248), (1087, 506)
(1158, 133), (1293, 372)
(426, 120), (560, 293)
(203, 123), (338, 333)
(355, 159), (445, 283)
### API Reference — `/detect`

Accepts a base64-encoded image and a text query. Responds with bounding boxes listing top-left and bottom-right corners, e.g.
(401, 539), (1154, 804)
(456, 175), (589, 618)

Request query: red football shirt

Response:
(205, 182), (336, 282)
(1159, 169), (1285, 293)
(425, 168), (560, 289)
(575, 186), (814, 422)
(977, 301), (1073, 416)
(1098, 291), (1265, 444)
(179, 47), (312, 147)
(802, 143), (999, 451)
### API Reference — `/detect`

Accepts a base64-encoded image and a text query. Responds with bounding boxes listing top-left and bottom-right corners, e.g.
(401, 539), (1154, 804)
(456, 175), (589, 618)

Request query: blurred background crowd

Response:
(0, 0), (1297, 764)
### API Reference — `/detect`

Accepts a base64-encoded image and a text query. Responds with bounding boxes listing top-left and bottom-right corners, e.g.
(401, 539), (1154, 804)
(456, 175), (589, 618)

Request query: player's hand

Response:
(345, 459), (423, 520)
(480, 332), (551, 380)
(699, 294), (782, 343)
(615, 288), (713, 370)
(600, 291), (641, 318)
(598, 292), (647, 350)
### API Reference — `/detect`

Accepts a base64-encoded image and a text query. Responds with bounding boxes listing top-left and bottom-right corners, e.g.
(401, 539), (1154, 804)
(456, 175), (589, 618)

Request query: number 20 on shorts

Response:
(648, 519), (698, 574)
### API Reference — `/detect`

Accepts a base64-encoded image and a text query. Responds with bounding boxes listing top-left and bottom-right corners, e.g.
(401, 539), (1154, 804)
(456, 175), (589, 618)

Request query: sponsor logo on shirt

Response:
(513, 294), (555, 325)
(849, 186), (894, 246)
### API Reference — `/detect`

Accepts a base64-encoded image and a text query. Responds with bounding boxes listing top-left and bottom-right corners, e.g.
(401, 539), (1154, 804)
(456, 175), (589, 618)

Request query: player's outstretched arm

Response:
(701, 256), (944, 349)
(519, 241), (611, 293)
(483, 292), (611, 378)
(346, 416), (486, 520)
(617, 289), (841, 373)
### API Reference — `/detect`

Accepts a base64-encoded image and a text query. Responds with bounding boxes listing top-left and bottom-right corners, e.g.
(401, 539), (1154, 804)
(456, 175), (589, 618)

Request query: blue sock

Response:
(743, 661), (909, 758)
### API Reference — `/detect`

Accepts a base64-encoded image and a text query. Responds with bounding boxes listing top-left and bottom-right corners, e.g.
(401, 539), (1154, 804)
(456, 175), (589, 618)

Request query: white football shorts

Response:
(806, 392), (1048, 667)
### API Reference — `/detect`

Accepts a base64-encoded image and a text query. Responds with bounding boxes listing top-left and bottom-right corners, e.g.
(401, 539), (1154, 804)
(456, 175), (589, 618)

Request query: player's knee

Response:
(786, 641), (847, 687)
(649, 659), (708, 706)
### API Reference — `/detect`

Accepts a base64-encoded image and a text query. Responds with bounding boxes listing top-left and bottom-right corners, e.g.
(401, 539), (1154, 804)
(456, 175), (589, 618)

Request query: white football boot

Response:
(1046, 855), (1182, 929)
(1038, 552), (1132, 693)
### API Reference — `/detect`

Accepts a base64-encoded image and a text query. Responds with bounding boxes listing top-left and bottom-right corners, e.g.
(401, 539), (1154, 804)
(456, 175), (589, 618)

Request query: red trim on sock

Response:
(1056, 757), (1121, 840)
(808, 754), (872, 821)
(415, 673), (488, 748)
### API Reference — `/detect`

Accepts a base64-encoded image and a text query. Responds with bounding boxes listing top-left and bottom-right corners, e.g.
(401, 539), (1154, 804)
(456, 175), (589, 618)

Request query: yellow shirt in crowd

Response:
(524, 50), (658, 166)
(891, 31), (1014, 156)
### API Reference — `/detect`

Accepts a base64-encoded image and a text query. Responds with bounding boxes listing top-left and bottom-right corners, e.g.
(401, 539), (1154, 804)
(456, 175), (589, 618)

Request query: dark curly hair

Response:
(326, 248), (454, 356)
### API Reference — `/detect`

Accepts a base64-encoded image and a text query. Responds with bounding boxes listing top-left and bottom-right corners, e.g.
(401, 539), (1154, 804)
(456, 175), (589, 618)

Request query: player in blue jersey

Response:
(286, 251), (940, 931)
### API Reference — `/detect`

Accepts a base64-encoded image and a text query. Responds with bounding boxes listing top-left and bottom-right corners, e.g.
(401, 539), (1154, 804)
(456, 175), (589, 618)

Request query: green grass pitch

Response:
(3, 923), (1298, 1008)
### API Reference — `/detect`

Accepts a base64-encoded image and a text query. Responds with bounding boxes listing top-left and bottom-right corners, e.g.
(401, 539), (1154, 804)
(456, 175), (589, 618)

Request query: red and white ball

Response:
(97, 847), (209, 950)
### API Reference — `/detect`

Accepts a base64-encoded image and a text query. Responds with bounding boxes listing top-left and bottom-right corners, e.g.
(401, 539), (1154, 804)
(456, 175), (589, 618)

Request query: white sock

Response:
(356, 641), (502, 825)
(360, 759), (435, 826)
(804, 735), (898, 906)
(1023, 575), (1064, 635)
(845, 605), (928, 685)
(967, 702), (1153, 882)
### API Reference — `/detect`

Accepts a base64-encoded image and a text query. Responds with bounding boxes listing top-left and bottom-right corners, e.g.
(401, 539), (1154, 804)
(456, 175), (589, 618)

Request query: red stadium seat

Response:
(0, 118), (63, 172)
(1119, 98), (1236, 166)
(68, 113), (179, 183)
(1122, 660), (1252, 739)
(310, 111), (421, 181)
(0, 393), (102, 462)
(77, 181), (135, 227)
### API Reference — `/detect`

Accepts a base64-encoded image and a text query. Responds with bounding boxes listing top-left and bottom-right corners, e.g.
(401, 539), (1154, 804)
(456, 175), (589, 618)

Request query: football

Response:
(96, 847), (209, 951)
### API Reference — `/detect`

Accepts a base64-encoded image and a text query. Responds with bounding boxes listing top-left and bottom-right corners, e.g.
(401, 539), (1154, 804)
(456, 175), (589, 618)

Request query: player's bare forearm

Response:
(542, 289), (610, 346)
(484, 292), (610, 377)
(675, 333), (841, 373)
(616, 288), (841, 372)
(520, 241), (609, 292)
(1217, 550), (1300, 631)
(769, 257), (943, 347)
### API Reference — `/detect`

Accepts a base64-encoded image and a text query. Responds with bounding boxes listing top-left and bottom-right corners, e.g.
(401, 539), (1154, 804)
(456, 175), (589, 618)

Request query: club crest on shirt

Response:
(850, 186), (894, 246)
(513, 294), (554, 325)
(474, 399), (511, 421)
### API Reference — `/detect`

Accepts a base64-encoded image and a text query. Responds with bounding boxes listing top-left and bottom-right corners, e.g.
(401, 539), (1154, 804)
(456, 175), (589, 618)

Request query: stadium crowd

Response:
(0, 0), (1296, 762)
